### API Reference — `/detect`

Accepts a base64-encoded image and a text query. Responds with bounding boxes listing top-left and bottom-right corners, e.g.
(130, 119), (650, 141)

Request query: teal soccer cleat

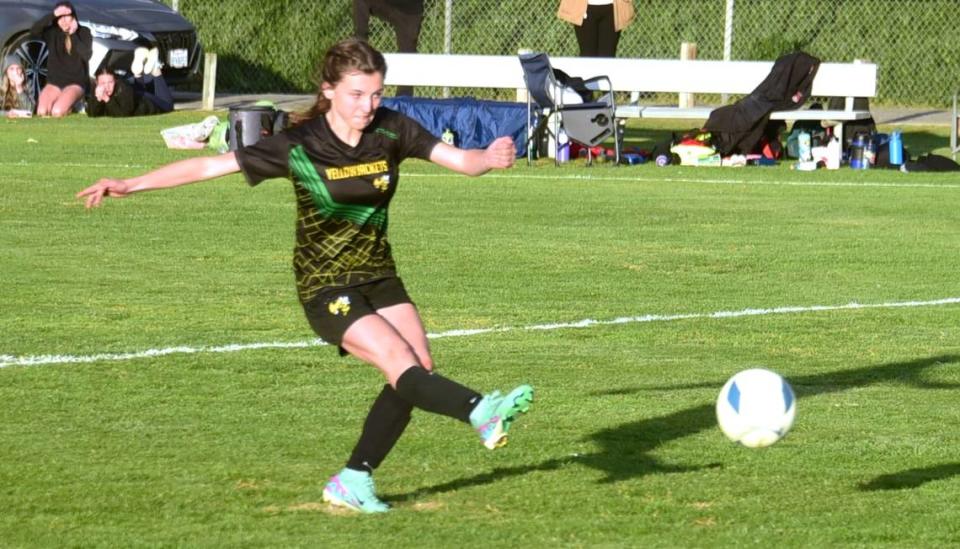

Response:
(322, 468), (390, 513)
(469, 384), (534, 450)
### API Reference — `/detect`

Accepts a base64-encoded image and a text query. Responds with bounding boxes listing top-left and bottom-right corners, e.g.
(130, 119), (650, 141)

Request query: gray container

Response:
(227, 105), (288, 151)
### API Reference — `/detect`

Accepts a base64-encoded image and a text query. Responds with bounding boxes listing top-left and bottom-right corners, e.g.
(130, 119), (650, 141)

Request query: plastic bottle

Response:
(556, 129), (570, 162)
(888, 130), (903, 166)
(441, 128), (455, 146)
(863, 137), (876, 169)
(849, 134), (866, 169)
(798, 131), (812, 162)
(825, 136), (841, 170)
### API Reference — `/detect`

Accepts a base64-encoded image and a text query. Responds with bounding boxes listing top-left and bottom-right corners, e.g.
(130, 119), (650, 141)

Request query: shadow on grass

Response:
(858, 462), (960, 491)
(582, 354), (960, 483)
(388, 354), (959, 501)
(896, 130), (958, 159)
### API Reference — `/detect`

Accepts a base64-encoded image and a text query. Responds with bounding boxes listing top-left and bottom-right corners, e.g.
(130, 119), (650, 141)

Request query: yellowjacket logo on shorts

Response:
(328, 296), (351, 316)
(372, 175), (390, 192)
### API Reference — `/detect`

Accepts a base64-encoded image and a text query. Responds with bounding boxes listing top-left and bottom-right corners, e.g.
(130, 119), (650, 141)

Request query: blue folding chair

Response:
(518, 52), (620, 165)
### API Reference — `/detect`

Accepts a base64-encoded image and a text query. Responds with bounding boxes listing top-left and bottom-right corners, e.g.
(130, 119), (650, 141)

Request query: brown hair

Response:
(54, 1), (77, 16)
(290, 38), (387, 127)
(1, 64), (23, 110)
(0, 81), (17, 110)
(94, 66), (116, 79)
(54, 2), (78, 54)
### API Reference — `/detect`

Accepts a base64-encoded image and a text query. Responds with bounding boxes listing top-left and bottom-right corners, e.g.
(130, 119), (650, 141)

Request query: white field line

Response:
(2, 297), (958, 369)
(0, 161), (151, 170)
(407, 172), (960, 189)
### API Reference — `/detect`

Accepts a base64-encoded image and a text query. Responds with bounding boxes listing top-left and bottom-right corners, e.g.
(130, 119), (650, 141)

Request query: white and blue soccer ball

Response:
(716, 368), (796, 448)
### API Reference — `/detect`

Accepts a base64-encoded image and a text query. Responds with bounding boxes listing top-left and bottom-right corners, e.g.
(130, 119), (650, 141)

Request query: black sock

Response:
(343, 370), (483, 474)
(346, 384), (413, 473)
(394, 366), (482, 424)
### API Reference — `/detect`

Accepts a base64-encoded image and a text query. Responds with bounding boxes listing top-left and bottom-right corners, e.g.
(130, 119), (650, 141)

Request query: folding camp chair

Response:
(518, 52), (620, 166)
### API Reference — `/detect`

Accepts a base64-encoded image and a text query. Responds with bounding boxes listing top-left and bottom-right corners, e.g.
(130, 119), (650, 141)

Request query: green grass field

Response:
(2, 113), (959, 547)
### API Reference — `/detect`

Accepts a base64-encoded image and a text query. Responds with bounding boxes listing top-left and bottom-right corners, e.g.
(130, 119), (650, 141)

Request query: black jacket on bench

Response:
(704, 51), (820, 156)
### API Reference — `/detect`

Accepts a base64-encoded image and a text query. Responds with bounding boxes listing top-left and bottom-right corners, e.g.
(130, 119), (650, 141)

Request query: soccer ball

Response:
(716, 368), (796, 448)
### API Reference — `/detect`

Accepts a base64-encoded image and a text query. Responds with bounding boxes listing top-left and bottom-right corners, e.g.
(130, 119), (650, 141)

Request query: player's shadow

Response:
(858, 462), (960, 491)
(387, 354), (959, 501)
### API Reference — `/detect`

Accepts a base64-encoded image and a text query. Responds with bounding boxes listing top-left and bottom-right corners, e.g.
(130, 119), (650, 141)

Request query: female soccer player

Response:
(77, 38), (534, 514)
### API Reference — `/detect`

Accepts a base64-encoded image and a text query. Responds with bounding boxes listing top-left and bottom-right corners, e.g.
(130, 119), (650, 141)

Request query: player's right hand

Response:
(76, 179), (131, 209)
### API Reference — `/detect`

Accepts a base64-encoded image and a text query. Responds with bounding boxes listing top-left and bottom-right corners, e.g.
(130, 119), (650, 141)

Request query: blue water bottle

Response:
(849, 135), (865, 169)
(798, 131), (812, 162)
(888, 130), (903, 166)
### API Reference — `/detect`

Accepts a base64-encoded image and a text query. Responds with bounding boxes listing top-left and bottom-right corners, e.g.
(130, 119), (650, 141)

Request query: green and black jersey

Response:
(235, 108), (440, 303)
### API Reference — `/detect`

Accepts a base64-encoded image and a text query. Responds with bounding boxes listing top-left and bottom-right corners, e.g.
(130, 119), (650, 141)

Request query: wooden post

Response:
(515, 88), (528, 103)
(202, 52), (217, 111)
(679, 42), (697, 108)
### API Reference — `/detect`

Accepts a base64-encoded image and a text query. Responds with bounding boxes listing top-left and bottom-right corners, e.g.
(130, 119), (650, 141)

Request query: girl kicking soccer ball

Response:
(77, 37), (534, 514)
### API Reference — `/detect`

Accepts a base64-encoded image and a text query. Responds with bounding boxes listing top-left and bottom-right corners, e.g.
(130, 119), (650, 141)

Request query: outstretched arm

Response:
(30, 13), (55, 37)
(428, 136), (515, 176)
(76, 152), (241, 208)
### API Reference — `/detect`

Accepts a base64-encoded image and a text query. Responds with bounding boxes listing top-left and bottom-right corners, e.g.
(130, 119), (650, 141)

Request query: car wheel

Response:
(4, 33), (48, 106)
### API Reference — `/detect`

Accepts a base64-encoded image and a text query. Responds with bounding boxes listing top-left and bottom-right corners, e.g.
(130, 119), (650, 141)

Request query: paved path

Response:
(868, 107), (953, 126)
(172, 93), (315, 113)
(173, 92), (955, 127)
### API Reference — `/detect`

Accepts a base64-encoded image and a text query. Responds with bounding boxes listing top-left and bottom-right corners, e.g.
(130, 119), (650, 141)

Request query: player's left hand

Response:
(483, 136), (515, 170)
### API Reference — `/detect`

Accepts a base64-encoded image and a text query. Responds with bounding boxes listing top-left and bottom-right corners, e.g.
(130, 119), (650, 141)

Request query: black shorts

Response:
(301, 276), (413, 348)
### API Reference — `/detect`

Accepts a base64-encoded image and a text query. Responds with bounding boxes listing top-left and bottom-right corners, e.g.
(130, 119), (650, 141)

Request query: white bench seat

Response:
(616, 106), (876, 121)
(382, 53), (877, 132)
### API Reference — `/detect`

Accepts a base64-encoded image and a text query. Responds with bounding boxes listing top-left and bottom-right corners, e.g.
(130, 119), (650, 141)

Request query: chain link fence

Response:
(166, 0), (959, 107)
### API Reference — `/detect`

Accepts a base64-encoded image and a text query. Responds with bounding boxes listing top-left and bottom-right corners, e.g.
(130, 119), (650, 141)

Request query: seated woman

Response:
(87, 48), (174, 117)
(1, 55), (36, 118)
(31, 1), (91, 117)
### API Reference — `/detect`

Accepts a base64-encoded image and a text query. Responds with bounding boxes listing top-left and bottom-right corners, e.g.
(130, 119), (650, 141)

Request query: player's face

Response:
(323, 70), (384, 131)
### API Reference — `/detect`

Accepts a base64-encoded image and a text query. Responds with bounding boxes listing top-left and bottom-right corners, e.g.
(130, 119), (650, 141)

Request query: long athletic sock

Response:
(394, 366), (482, 424)
(346, 384), (413, 473)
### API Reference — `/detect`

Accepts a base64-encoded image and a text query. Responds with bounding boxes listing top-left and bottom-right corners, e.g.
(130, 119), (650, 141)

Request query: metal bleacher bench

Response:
(384, 53), (877, 138)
